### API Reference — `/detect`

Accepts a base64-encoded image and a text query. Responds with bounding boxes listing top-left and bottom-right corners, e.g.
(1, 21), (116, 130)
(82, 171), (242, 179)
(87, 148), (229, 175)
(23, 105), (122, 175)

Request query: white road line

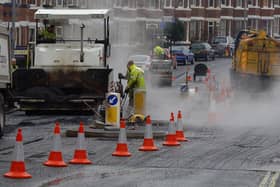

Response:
(259, 171), (280, 187)
(259, 171), (271, 187)
(269, 172), (280, 187)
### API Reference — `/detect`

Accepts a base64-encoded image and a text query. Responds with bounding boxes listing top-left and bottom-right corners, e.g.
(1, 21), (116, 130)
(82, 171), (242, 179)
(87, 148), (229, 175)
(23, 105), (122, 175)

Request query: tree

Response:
(164, 18), (185, 43)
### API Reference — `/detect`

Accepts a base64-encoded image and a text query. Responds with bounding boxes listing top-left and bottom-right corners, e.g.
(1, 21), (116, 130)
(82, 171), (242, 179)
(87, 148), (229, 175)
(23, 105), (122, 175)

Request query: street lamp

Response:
(244, 0), (250, 30)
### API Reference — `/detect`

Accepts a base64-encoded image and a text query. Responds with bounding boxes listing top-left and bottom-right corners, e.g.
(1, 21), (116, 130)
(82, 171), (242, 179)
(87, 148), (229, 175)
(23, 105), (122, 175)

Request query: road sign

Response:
(107, 94), (118, 106)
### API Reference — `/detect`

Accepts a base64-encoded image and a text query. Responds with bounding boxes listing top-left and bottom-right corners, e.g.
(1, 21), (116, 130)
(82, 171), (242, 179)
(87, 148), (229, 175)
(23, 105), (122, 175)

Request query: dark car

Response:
(190, 42), (215, 61)
(171, 45), (194, 65)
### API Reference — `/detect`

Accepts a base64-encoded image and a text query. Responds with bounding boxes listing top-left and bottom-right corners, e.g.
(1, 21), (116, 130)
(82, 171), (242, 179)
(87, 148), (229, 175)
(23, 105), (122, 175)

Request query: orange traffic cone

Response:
(176, 111), (188, 142)
(139, 116), (158, 151)
(70, 122), (92, 164)
(208, 92), (218, 124)
(44, 122), (67, 167)
(4, 129), (32, 179)
(163, 113), (180, 146)
(112, 119), (131, 157)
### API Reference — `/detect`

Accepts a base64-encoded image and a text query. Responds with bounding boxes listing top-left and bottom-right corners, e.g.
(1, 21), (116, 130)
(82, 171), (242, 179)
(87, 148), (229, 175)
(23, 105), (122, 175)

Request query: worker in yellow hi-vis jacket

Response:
(119, 60), (146, 107)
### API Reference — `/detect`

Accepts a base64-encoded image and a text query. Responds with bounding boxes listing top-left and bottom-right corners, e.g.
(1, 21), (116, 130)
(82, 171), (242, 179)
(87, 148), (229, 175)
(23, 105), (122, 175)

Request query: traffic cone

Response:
(176, 111), (188, 142)
(44, 122), (67, 167)
(139, 116), (158, 151)
(4, 129), (32, 179)
(163, 113), (180, 146)
(112, 119), (131, 157)
(69, 122), (92, 164)
(208, 92), (218, 124)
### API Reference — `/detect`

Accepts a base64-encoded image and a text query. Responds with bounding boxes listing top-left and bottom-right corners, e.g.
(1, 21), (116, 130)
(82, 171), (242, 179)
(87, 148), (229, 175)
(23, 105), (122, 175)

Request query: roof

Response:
(34, 9), (110, 19)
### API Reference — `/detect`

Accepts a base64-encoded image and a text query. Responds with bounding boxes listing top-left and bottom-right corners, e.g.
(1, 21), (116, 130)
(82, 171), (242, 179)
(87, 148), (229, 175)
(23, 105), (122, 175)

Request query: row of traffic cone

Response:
(112, 111), (189, 157)
(4, 122), (91, 179)
(4, 111), (189, 179)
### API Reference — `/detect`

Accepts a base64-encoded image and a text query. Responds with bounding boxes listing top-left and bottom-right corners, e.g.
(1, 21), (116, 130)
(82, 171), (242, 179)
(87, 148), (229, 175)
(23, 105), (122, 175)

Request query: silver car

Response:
(212, 36), (235, 57)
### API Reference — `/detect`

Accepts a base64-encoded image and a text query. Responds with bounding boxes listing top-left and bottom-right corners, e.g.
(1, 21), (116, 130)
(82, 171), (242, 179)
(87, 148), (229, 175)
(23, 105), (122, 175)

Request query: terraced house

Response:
(113, 0), (280, 43)
(1, 0), (280, 49)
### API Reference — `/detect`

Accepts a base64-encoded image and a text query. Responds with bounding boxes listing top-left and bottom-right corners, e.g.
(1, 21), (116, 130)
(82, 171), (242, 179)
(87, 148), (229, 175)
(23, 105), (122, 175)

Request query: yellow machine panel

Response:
(233, 30), (280, 77)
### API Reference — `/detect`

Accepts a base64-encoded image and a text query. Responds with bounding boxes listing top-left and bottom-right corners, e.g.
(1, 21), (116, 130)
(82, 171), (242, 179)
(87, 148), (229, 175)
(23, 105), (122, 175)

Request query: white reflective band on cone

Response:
(77, 133), (86, 150)
(177, 118), (183, 131)
(53, 134), (62, 151)
(13, 142), (24, 161)
(144, 124), (153, 139)
(118, 128), (127, 144)
(168, 120), (176, 134)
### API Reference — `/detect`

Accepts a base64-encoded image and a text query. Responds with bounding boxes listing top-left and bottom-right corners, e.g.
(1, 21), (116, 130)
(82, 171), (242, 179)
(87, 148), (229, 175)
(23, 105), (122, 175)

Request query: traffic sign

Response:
(107, 94), (118, 105)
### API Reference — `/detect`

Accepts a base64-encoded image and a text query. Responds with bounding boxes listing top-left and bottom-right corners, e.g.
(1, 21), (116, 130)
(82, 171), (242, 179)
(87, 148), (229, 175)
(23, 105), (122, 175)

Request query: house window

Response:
(136, 0), (144, 8)
(208, 22), (214, 41)
(273, 18), (280, 35)
(248, 0), (259, 6)
(121, 0), (129, 7)
(236, 0), (243, 7)
(128, 0), (136, 8)
(164, 0), (172, 7)
(274, 0), (280, 6)
(29, 0), (36, 5)
(177, 0), (189, 8)
(67, 0), (78, 7)
(79, 0), (86, 8)
(29, 28), (35, 42)
(263, 0), (272, 7)
(190, 0), (201, 7)
(221, 0), (231, 6)
(42, 0), (55, 6)
(55, 26), (63, 39)
(208, 0), (214, 7)
(146, 0), (160, 9)
(115, 0), (121, 7)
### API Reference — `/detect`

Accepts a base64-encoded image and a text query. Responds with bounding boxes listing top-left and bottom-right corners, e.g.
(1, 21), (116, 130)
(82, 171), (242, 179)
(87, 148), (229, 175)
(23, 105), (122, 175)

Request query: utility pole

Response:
(11, 0), (16, 59)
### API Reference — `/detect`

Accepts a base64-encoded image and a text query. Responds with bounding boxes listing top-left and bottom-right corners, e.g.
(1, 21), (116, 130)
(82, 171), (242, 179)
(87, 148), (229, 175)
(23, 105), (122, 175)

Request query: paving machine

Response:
(231, 30), (280, 92)
(12, 9), (113, 113)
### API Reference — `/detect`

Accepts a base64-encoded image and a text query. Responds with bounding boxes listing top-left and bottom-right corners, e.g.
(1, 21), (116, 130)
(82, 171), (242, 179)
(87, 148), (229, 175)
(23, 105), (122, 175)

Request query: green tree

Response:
(164, 18), (185, 43)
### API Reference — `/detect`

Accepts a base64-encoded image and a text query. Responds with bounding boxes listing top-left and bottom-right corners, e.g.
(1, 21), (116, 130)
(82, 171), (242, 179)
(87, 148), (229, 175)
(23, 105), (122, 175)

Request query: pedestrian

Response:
(119, 60), (146, 107)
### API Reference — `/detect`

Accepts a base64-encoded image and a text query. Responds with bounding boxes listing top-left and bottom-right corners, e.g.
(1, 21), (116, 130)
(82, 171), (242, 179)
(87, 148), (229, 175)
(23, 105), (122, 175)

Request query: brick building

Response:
(112, 0), (280, 44)
(1, 0), (280, 48)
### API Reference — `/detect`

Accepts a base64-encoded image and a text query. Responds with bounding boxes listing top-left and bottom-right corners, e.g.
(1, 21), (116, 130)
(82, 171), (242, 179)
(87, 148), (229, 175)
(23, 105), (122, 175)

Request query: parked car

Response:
(128, 55), (151, 71)
(212, 36), (235, 57)
(190, 42), (215, 61)
(171, 45), (195, 65)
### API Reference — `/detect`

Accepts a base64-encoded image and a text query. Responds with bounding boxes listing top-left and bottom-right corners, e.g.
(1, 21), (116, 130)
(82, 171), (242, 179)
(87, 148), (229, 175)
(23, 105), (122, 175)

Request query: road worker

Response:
(153, 45), (165, 58)
(38, 25), (56, 43)
(119, 60), (146, 107)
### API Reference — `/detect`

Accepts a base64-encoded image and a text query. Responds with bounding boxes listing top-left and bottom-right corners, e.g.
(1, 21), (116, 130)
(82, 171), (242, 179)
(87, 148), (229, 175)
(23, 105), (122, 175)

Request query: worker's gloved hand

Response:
(118, 73), (125, 79)
(125, 87), (129, 93)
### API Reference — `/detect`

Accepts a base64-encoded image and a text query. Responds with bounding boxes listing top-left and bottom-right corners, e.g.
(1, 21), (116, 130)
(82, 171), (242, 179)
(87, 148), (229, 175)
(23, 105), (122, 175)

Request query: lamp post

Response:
(244, 0), (248, 30)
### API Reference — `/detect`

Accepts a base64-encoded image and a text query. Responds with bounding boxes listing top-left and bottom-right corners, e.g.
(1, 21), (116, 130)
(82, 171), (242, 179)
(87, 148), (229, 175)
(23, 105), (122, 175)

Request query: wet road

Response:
(1, 58), (280, 187)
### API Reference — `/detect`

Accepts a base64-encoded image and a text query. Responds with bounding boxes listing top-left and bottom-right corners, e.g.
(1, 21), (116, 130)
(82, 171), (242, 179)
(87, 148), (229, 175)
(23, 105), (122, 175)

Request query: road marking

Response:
(259, 171), (280, 187)
(269, 172), (280, 187)
(259, 172), (271, 187)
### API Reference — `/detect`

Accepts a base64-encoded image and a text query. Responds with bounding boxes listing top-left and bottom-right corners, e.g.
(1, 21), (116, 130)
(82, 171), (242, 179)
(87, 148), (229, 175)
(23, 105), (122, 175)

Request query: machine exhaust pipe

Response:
(80, 24), (85, 62)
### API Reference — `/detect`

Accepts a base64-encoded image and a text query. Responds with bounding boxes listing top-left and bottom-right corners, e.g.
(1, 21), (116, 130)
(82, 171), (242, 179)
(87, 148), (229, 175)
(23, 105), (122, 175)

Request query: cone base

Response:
(139, 139), (158, 151)
(163, 134), (180, 146)
(176, 131), (189, 142)
(4, 161), (32, 179)
(44, 151), (67, 167)
(139, 146), (158, 151)
(69, 150), (92, 164)
(112, 143), (131, 157)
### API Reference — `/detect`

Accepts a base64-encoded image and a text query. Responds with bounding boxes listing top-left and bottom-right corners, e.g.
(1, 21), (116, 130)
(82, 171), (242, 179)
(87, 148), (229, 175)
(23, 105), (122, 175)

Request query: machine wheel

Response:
(0, 94), (5, 137)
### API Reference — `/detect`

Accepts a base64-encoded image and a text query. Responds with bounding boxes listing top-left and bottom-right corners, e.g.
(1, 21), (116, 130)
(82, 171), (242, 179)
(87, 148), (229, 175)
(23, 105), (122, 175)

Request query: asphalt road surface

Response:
(1, 57), (280, 187)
